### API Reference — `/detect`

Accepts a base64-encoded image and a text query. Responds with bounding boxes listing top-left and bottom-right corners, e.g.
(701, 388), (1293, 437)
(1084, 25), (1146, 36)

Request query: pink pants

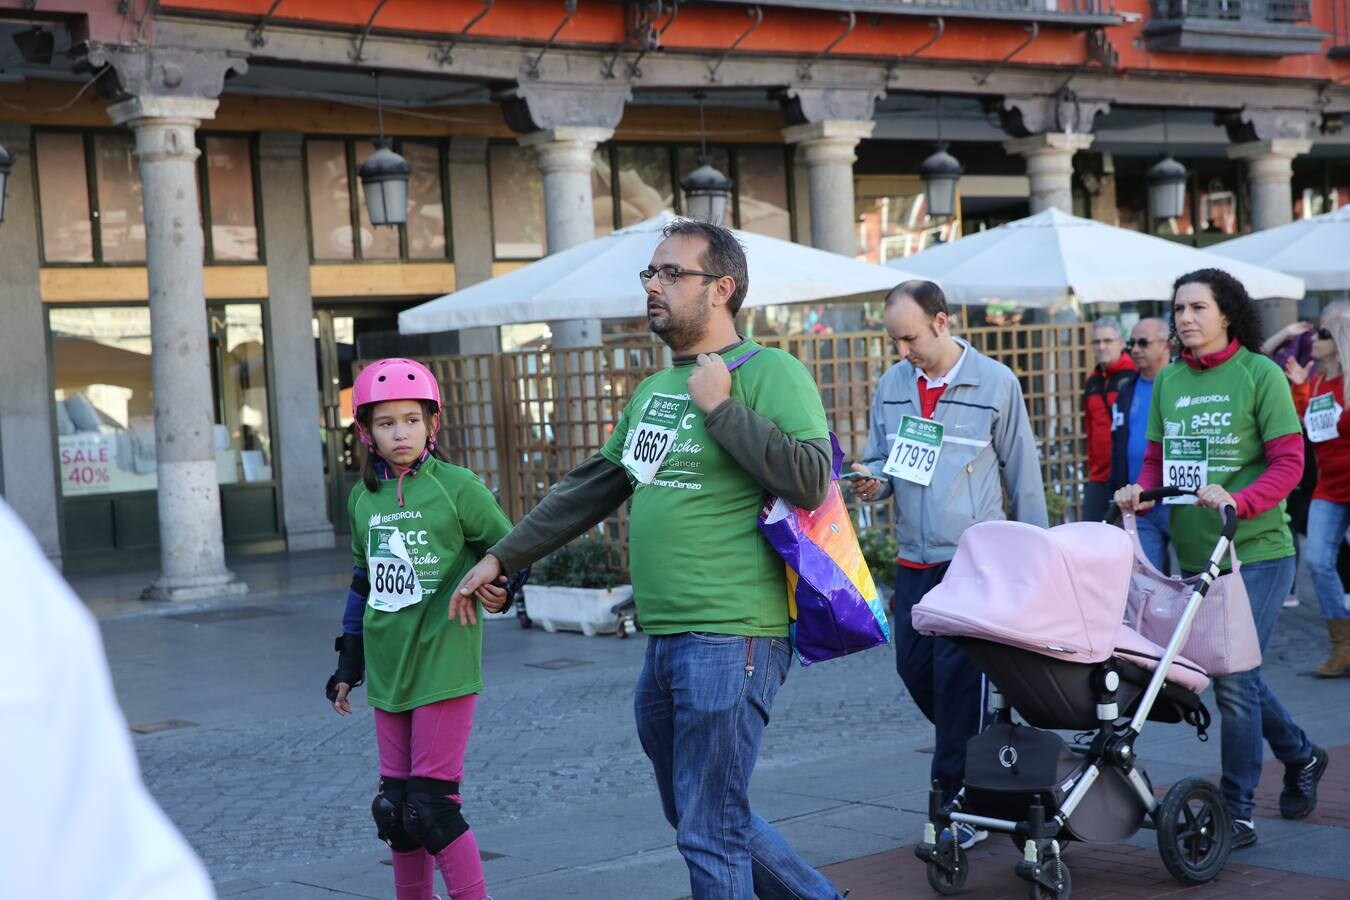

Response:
(375, 694), (486, 900)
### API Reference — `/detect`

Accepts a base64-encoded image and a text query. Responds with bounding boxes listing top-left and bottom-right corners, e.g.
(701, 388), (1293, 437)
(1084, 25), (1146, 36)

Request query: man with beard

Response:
(452, 220), (845, 900)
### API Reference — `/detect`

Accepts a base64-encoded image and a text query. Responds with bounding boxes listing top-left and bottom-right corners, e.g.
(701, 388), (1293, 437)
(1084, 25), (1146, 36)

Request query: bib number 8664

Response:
(374, 561), (415, 596)
(631, 428), (671, 464)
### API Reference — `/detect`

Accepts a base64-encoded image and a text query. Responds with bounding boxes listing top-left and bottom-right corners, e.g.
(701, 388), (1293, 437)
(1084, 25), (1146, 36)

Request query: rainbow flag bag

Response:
(758, 434), (892, 666)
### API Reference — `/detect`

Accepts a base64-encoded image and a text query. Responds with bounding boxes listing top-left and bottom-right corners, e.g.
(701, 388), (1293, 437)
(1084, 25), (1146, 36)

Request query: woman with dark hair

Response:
(1115, 268), (1327, 850)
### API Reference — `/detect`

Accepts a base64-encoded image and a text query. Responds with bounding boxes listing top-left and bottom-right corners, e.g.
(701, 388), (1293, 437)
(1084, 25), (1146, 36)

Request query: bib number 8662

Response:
(631, 428), (671, 464)
(373, 561), (416, 596)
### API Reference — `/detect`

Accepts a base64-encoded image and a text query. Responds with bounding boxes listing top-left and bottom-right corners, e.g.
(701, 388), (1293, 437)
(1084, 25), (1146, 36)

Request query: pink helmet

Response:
(352, 358), (441, 448)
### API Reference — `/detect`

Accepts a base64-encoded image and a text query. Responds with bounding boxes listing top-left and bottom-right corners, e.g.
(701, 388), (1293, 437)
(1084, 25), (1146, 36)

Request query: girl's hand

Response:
(452, 555), (504, 626)
(477, 577), (510, 613)
(331, 682), (353, 715)
(1113, 483), (1154, 513)
(1195, 484), (1236, 513)
(1284, 357), (1315, 386)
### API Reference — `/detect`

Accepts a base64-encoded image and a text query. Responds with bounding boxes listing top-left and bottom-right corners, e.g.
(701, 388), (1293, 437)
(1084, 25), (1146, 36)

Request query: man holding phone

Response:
(849, 280), (1047, 848)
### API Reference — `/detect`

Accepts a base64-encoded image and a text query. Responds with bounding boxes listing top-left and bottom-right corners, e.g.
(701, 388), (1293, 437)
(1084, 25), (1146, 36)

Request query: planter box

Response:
(524, 584), (634, 636)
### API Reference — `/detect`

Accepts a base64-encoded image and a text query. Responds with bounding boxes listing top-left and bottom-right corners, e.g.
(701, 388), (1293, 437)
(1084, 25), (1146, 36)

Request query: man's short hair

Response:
(1092, 316), (1122, 338)
(661, 220), (749, 316)
(885, 279), (948, 317)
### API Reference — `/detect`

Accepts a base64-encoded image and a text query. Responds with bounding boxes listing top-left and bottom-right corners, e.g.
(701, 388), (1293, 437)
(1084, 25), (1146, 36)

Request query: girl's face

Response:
(1172, 283), (1230, 356)
(1312, 328), (1337, 364)
(369, 399), (434, 468)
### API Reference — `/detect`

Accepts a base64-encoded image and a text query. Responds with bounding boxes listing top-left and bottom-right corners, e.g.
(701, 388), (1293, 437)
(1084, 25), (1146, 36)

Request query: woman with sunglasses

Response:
(1286, 318), (1350, 677)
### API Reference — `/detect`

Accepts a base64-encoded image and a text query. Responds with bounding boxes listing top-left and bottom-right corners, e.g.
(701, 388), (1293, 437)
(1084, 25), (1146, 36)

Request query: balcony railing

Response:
(1145, 0), (1327, 55)
(705, 0), (1122, 27)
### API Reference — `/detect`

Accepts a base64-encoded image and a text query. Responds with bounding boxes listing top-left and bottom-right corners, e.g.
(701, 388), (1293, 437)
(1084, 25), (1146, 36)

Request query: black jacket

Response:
(1109, 371), (1143, 493)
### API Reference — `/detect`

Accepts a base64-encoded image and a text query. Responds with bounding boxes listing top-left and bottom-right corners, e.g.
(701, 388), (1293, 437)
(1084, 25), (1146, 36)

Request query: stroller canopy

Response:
(914, 521), (1135, 664)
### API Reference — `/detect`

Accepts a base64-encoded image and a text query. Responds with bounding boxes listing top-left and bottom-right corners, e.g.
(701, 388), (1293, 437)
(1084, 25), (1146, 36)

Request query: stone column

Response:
(782, 119), (875, 257)
(108, 94), (246, 601)
(1004, 133), (1096, 215)
(1227, 139), (1311, 232)
(518, 126), (613, 348)
(0, 124), (62, 563)
(258, 132), (334, 552)
(447, 137), (499, 355)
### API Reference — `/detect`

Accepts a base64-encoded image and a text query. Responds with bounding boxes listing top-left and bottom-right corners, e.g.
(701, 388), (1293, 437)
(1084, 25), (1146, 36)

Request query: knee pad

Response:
(371, 776), (422, 853)
(402, 776), (470, 855)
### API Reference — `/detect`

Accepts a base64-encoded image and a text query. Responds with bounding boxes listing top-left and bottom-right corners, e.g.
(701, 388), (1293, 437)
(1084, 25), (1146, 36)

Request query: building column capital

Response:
(518, 126), (615, 176)
(998, 90), (1109, 139)
(78, 42), (247, 104)
(780, 85), (883, 126)
(782, 119), (875, 168)
(1226, 138), (1314, 170)
(496, 81), (630, 134)
(1003, 131), (1097, 159)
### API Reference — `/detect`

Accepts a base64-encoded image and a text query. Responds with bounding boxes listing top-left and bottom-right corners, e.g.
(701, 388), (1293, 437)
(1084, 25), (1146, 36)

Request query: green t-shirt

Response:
(1146, 347), (1300, 572)
(599, 340), (830, 636)
(348, 457), (512, 712)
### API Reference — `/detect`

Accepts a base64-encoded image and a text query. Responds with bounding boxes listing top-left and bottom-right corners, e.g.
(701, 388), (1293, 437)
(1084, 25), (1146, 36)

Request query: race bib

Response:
(1162, 436), (1208, 505)
(1305, 393), (1343, 444)
(882, 416), (943, 487)
(367, 526), (424, 612)
(621, 392), (689, 485)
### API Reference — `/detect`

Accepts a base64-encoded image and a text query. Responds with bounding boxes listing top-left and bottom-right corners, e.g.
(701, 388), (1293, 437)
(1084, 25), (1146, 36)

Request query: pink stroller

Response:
(910, 487), (1236, 899)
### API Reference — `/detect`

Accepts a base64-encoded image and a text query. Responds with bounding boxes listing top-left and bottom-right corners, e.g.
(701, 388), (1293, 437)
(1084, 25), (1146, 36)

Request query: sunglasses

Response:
(1125, 338), (1162, 349)
(1317, 327), (1334, 340)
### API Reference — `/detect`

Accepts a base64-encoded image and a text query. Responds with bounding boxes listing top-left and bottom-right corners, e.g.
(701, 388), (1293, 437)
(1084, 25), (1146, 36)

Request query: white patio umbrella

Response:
(400, 211), (920, 333)
(1207, 205), (1350, 292)
(889, 207), (1304, 306)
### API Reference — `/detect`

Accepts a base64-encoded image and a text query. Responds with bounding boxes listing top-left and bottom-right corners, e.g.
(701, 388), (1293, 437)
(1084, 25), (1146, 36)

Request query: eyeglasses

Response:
(1317, 327), (1334, 340)
(639, 264), (724, 287)
(1090, 337), (1121, 346)
(1125, 338), (1161, 349)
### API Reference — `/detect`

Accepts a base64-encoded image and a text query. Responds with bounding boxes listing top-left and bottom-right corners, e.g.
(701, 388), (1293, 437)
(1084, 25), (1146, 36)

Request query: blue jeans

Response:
(1306, 499), (1350, 621)
(1195, 556), (1314, 819)
(1135, 507), (1172, 575)
(634, 633), (843, 900)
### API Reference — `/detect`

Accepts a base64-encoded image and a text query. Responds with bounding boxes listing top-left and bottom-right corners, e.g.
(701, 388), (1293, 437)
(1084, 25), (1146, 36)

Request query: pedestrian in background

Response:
(1083, 317), (1136, 522)
(1286, 316), (1350, 677)
(326, 357), (517, 900)
(0, 499), (215, 900)
(1114, 268), (1327, 850)
(1109, 316), (1174, 570)
(849, 279), (1047, 849)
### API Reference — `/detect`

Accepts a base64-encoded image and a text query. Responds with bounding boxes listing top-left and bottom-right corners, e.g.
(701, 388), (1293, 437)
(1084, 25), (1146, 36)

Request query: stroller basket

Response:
(912, 488), (1238, 898)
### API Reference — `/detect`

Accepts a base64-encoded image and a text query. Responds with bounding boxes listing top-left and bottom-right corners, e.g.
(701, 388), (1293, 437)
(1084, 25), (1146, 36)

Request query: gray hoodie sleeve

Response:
(860, 376), (895, 503)
(993, 373), (1049, 527)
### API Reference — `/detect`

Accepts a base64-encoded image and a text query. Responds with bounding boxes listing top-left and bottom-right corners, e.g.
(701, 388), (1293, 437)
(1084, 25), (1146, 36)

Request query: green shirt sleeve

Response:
(448, 469), (514, 559)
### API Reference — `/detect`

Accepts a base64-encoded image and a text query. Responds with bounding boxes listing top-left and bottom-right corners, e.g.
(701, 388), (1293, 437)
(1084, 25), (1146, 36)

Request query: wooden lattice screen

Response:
(421, 322), (1094, 569)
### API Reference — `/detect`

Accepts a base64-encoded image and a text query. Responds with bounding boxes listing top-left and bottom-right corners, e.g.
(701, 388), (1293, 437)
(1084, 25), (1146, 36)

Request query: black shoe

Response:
(1280, 745), (1329, 820)
(1231, 818), (1257, 850)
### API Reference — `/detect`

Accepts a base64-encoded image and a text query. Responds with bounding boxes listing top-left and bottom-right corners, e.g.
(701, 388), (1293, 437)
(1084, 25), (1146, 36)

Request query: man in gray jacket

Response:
(850, 280), (1047, 848)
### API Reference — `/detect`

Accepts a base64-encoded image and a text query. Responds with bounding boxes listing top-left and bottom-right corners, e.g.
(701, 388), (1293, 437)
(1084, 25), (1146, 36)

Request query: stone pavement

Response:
(80, 546), (1350, 899)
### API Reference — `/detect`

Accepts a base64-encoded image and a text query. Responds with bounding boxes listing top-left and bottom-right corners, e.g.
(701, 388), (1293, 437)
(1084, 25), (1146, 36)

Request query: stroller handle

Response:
(1105, 487), (1238, 540)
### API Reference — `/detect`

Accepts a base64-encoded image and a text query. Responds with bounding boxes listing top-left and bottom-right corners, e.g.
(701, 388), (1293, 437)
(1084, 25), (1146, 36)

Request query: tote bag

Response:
(1120, 511), (1261, 676)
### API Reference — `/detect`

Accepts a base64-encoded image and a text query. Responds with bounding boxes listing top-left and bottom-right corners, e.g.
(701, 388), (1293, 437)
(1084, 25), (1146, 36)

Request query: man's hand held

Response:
(687, 353), (732, 414)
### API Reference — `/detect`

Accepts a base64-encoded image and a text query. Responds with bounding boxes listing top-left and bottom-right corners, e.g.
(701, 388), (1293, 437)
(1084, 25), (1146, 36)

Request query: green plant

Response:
(1045, 487), (1068, 526)
(533, 537), (625, 589)
(856, 527), (898, 592)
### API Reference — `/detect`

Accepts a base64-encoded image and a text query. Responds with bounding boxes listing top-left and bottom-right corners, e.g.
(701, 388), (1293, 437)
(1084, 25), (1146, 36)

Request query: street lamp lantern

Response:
(0, 143), (12, 225)
(1147, 155), (1189, 221)
(359, 137), (411, 227)
(920, 142), (963, 219)
(680, 156), (734, 227)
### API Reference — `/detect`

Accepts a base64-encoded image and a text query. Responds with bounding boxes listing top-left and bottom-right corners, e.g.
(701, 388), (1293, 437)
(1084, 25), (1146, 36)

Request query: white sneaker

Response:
(940, 822), (989, 850)
(1282, 594), (1299, 608)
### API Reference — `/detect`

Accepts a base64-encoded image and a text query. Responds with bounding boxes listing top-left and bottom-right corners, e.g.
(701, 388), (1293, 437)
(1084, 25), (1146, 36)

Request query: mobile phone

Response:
(837, 471), (876, 482)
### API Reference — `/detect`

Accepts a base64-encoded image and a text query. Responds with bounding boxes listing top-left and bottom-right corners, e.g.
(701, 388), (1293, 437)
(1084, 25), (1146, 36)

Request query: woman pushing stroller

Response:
(1114, 268), (1328, 849)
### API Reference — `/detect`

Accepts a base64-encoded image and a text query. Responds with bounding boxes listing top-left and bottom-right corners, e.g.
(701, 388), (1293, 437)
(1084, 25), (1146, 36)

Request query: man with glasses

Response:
(1083, 318), (1137, 522)
(452, 220), (846, 900)
(1110, 318), (1173, 571)
(848, 280), (1047, 849)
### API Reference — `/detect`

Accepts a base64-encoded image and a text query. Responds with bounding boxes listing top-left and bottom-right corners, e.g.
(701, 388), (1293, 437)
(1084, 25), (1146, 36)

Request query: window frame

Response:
(301, 135), (453, 264)
(31, 127), (266, 267)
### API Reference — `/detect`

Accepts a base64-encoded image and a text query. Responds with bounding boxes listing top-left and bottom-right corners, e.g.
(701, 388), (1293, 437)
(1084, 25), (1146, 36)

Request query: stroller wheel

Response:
(1027, 857), (1070, 900)
(1155, 777), (1232, 885)
(925, 836), (968, 895)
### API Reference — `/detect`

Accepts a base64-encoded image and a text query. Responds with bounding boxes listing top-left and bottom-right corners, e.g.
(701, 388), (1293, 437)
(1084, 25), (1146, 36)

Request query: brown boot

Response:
(1312, 619), (1350, 678)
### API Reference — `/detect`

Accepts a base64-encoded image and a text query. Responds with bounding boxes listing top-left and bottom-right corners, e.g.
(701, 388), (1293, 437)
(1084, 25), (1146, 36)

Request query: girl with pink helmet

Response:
(324, 357), (519, 900)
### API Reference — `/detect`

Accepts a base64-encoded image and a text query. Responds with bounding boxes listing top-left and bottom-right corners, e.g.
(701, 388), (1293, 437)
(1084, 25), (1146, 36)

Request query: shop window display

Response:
(50, 305), (273, 496)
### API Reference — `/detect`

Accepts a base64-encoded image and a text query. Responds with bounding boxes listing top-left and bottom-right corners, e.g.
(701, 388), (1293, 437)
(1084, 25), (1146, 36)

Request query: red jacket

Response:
(1083, 352), (1137, 484)
(1292, 373), (1350, 503)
